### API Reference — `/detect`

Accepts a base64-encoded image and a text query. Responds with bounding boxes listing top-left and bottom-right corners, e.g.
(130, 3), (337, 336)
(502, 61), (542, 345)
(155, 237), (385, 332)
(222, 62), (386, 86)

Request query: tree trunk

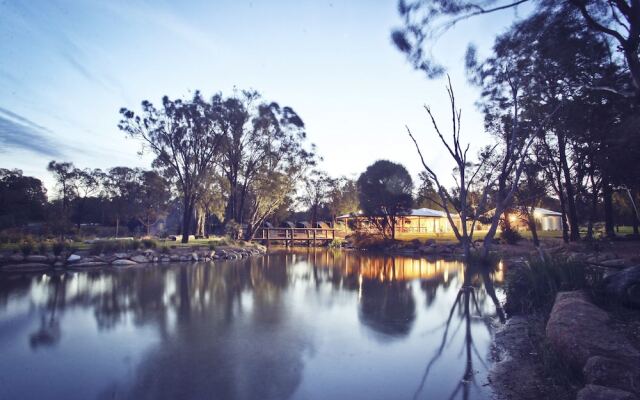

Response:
(602, 179), (615, 238)
(527, 211), (540, 248)
(181, 197), (194, 244)
(558, 137), (580, 241)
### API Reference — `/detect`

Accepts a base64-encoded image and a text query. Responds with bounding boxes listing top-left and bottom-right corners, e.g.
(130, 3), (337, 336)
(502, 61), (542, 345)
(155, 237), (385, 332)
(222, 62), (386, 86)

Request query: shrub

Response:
(500, 227), (522, 244)
(37, 242), (48, 255)
(160, 246), (170, 254)
(504, 257), (589, 315)
(20, 240), (34, 256)
(131, 239), (141, 250)
(224, 221), (242, 240)
(208, 240), (216, 250)
(52, 241), (65, 256)
(142, 239), (157, 249)
(328, 238), (345, 249)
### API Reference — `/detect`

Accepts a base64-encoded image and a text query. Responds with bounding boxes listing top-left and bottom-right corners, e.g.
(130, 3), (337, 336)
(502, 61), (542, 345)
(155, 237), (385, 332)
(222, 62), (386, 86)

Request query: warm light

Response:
(508, 215), (517, 223)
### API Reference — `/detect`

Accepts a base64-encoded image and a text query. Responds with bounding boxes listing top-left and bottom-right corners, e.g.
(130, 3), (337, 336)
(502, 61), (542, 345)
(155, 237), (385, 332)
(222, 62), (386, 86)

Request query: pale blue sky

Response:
(0, 0), (524, 191)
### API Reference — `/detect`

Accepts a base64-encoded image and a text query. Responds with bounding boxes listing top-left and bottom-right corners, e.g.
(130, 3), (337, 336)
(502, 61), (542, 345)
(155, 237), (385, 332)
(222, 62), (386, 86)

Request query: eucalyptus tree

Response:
(47, 160), (78, 237)
(392, 0), (640, 103)
(211, 91), (316, 239)
(119, 92), (225, 243)
(299, 170), (332, 226)
(326, 177), (360, 221)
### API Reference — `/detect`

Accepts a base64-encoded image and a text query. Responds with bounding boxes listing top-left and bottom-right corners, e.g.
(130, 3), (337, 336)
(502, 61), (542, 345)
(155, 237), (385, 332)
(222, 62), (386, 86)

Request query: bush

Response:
(208, 240), (216, 250)
(37, 242), (48, 255)
(160, 246), (170, 254)
(500, 227), (522, 244)
(224, 221), (242, 240)
(20, 240), (34, 256)
(504, 257), (589, 315)
(131, 239), (141, 250)
(328, 238), (345, 249)
(142, 239), (157, 249)
(52, 241), (65, 256)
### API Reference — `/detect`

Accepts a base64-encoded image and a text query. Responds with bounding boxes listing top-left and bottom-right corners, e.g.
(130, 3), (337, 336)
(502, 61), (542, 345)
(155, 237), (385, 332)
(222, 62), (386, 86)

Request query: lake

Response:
(0, 250), (506, 400)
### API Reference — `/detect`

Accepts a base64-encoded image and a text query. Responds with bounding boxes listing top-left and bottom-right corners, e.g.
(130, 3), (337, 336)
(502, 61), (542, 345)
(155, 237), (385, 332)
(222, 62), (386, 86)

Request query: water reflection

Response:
(0, 251), (505, 400)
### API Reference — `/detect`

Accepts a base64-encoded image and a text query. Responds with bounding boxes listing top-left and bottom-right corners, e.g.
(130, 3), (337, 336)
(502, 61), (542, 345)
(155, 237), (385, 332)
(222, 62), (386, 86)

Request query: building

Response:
(336, 207), (562, 235)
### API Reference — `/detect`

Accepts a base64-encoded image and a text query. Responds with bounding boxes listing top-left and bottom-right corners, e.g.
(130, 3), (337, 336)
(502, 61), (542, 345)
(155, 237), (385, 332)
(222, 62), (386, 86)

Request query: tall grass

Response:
(504, 257), (590, 315)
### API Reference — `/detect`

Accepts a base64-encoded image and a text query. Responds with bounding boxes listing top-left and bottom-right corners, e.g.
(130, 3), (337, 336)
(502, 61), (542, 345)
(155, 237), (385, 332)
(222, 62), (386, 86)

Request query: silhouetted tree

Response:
(357, 160), (413, 239)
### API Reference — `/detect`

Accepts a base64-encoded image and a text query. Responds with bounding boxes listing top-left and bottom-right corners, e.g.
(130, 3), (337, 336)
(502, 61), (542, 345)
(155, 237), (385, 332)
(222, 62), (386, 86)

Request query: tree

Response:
(136, 170), (171, 236)
(119, 92), (224, 243)
(299, 170), (332, 226)
(326, 177), (360, 221)
(392, 0), (640, 103)
(47, 160), (77, 237)
(213, 91), (316, 235)
(104, 167), (139, 237)
(0, 169), (47, 229)
(415, 171), (441, 209)
(72, 168), (104, 230)
(357, 160), (413, 240)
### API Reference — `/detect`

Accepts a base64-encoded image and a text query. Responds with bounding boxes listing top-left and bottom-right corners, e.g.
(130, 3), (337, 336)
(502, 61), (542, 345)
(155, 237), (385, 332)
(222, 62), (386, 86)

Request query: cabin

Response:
(336, 207), (563, 236)
(336, 208), (460, 235)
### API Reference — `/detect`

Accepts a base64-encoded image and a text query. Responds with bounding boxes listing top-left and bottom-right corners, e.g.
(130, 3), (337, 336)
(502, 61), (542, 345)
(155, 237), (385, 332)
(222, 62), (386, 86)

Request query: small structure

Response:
(280, 221), (295, 229)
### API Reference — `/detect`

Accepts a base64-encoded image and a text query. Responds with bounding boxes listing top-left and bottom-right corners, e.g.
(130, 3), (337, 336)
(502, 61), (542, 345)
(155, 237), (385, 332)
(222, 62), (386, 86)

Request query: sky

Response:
(0, 0), (526, 192)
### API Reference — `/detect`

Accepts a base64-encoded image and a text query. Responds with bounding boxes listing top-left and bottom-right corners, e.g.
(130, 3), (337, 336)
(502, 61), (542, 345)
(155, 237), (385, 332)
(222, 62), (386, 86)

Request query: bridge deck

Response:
(252, 228), (338, 246)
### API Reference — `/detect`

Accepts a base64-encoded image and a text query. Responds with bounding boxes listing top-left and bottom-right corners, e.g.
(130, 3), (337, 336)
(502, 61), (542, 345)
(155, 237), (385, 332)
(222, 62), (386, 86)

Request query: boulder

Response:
(70, 261), (107, 268)
(53, 261), (65, 268)
(114, 252), (129, 259)
(603, 266), (640, 308)
(191, 252), (198, 261)
(67, 254), (82, 263)
(170, 254), (180, 262)
(160, 257), (171, 263)
(26, 255), (48, 263)
(111, 259), (137, 266)
(583, 356), (640, 395)
(130, 255), (149, 263)
(576, 384), (637, 400)
(546, 291), (640, 369)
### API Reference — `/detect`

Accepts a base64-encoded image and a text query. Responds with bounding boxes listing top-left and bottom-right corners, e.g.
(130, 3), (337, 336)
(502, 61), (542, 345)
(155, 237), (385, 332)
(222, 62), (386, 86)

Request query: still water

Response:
(0, 250), (506, 400)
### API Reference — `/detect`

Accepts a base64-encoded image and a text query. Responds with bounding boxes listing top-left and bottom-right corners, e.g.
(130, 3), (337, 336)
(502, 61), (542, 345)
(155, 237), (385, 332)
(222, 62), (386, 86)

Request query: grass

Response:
(504, 257), (591, 315)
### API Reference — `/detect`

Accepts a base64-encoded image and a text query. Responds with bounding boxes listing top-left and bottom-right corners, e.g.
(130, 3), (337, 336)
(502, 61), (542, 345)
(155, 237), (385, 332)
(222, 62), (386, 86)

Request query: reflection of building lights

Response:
(443, 268), (448, 283)
(508, 214), (517, 223)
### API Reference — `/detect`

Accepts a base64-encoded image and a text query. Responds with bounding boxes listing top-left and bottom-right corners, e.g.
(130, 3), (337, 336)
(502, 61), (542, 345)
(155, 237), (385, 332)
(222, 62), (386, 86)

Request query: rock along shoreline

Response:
(0, 245), (267, 273)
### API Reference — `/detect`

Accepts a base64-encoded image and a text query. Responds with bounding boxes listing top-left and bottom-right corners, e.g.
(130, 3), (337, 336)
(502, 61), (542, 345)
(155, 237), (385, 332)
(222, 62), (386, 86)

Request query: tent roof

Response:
(534, 207), (562, 216)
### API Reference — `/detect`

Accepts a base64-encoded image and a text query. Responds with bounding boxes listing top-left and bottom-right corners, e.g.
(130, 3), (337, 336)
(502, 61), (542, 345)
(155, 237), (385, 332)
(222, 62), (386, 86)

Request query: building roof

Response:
(533, 207), (562, 217)
(336, 207), (447, 219)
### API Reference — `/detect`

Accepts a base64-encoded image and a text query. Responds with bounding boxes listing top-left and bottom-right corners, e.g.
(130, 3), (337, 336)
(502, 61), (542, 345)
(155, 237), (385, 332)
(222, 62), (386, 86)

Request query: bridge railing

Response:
(252, 227), (337, 245)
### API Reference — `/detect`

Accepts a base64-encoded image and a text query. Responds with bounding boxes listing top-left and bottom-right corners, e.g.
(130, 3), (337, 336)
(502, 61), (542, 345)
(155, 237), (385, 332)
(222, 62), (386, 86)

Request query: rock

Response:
(600, 259), (627, 268)
(53, 261), (65, 268)
(69, 261), (107, 268)
(603, 266), (640, 308)
(1, 263), (50, 272)
(114, 252), (129, 259)
(130, 255), (149, 263)
(160, 257), (171, 263)
(26, 255), (48, 263)
(584, 356), (640, 395)
(179, 255), (189, 261)
(8, 254), (24, 262)
(209, 250), (216, 258)
(576, 384), (637, 400)
(191, 252), (198, 261)
(111, 259), (137, 266)
(67, 254), (82, 263)
(546, 291), (640, 370)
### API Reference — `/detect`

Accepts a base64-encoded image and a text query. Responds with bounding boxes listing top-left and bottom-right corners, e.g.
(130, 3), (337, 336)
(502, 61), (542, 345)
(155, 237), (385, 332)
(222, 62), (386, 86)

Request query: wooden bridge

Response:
(252, 227), (338, 247)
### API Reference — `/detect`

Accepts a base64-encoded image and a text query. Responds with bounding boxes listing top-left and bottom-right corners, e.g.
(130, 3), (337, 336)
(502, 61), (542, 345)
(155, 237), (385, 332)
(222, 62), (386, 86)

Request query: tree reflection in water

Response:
(0, 250), (505, 400)
(413, 263), (506, 400)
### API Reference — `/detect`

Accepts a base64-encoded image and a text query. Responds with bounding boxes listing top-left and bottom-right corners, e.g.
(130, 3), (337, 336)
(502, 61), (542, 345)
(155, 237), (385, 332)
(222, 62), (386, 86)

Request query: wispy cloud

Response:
(0, 107), (64, 157)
